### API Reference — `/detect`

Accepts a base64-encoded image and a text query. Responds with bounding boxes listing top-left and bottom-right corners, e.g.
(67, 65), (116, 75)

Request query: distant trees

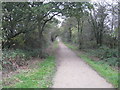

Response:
(60, 1), (118, 49)
(67, 2), (90, 49)
(60, 2), (91, 49)
(61, 17), (76, 42)
(89, 3), (108, 47)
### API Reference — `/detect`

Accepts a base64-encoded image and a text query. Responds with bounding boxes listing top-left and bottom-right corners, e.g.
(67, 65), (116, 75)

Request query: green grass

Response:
(3, 56), (56, 88)
(64, 42), (119, 88)
(0, 80), (2, 89)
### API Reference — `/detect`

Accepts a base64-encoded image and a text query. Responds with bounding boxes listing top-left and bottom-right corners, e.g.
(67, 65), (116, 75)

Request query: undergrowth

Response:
(3, 56), (56, 88)
(3, 41), (58, 88)
(83, 46), (118, 67)
(2, 48), (48, 71)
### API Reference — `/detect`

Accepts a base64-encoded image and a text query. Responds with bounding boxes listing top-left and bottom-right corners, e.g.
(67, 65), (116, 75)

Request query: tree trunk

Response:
(38, 20), (44, 58)
(89, 13), (99, 46)
(99, 21), (104, 46)
(80, 20), (84, 49)
(69, 27), (72, 42)
(118, 1), (120, 69)
(77, 19), (84, 49)
(77, 19), (81, 49)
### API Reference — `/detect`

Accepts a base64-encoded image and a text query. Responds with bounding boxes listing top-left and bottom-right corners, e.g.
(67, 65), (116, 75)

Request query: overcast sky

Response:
(91, 0), (113, 3)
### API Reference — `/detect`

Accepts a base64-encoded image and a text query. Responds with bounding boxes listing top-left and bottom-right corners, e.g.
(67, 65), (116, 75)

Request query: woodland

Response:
(1, 1), (120, 88)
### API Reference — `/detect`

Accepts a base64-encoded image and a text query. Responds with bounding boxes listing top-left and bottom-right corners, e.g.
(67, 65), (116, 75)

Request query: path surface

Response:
(52, 42), (113, 88)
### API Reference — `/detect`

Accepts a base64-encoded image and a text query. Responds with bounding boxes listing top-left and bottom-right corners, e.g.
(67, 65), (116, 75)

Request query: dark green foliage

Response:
(2, 49), (48, 71)
(104, 57), (118, 66)
(98, 46), (118, 58)
(2, 2), (60, 49)
(2, 49), (40, 61)
(97, 46), (118, 66)
(84, 46), (118, 67)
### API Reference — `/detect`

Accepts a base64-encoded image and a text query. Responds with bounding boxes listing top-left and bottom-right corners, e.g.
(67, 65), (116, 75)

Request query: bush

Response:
(97, 46), (118, 59)
(2, 48), (45, 72)
(98, 46), (118, 66)
(85, 46), (118, 67)
(104, 57), (118, 66)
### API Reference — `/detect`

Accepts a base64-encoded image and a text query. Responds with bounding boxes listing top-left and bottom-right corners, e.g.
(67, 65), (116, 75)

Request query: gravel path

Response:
(52, 42), (113, 88)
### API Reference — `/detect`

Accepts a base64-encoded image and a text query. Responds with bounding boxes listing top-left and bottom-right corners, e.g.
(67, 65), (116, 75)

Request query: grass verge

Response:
(3, 56), (56, 88)
(64, 42), (119, 88)
(3, 41), (58, 88)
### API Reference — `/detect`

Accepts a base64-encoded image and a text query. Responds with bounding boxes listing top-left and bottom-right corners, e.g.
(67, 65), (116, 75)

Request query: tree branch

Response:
(40, 12), (60, 34)
(7, 20), (37, 40)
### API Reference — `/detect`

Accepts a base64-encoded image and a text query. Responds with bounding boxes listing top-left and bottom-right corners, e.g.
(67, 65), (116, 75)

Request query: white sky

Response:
(55, 15), (65, 27)
(91, 0), (118, 4)
(91, 0), (112, 3)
